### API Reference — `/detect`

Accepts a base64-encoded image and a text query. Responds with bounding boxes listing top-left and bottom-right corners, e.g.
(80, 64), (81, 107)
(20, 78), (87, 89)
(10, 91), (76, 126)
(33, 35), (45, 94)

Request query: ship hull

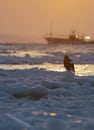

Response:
(45, 37), (85, 44)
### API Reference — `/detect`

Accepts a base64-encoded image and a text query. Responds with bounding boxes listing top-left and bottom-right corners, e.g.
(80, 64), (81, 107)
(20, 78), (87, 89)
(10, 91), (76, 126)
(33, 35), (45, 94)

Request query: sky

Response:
(0, 0), (94, 39)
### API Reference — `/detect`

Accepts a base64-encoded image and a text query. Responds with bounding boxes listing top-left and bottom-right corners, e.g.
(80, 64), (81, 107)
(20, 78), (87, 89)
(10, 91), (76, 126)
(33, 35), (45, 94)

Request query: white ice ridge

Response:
(6, 113), (32, 128)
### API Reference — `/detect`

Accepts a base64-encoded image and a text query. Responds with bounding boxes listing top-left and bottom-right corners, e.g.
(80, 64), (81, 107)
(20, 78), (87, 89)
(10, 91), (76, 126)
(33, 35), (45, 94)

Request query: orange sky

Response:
(0, 0), (94, 38)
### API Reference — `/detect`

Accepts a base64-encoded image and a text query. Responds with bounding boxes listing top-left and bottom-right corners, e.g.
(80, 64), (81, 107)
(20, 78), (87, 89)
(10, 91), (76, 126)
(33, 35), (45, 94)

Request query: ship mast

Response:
(49, 22), (53, 37)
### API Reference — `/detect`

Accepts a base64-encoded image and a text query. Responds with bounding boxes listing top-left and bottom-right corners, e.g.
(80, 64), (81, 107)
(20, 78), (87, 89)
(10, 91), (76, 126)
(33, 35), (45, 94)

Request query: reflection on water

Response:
(0, 63), (94, 76)
(0, 43), (94, 57)
(32, 111), (57, 117)
(0, 50), (49, 57)
(0, 43), (94, 77)
(72, 120), (82, 124)
(49, 112), (57, 117)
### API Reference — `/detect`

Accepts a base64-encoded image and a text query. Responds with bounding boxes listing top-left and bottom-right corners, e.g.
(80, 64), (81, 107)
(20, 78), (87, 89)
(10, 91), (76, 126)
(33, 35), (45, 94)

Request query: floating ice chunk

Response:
(48, 88), (72, 96)
(0, 84), (48, 100)
(0, 91), (16, 101)
(42, 80), (79, 90)
(0, 113), (32, 130)
(62, 71), (75, 82)
(30, 86), (48, 100)
(72, 84), (94, 96)
(13, 85), (48, 100)
(74, 77), (94, 86)
(0, 86), (32, 98)
(61, 71), (94, 86)
(43, 118), (66, 130)
(42, 80), (63, 89)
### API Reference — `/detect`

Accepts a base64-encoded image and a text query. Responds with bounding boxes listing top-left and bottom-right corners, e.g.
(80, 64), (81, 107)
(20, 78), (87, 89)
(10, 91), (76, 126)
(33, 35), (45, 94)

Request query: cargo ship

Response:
(44, 30), (92, 44)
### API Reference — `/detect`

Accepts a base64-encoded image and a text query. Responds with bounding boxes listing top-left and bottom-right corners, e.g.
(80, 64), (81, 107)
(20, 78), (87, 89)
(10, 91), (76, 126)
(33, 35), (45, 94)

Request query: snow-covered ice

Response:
(0, 43), (94, 130)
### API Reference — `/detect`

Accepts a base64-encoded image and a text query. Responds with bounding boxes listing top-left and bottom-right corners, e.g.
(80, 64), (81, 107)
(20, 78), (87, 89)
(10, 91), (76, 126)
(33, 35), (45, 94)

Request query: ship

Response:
(44, 30), (92, 44)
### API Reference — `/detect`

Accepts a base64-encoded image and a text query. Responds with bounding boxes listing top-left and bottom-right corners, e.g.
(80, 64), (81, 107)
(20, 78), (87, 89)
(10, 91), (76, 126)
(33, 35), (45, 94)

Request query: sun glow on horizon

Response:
(84, 36), (91, 40)
(0, 0), (94, 40)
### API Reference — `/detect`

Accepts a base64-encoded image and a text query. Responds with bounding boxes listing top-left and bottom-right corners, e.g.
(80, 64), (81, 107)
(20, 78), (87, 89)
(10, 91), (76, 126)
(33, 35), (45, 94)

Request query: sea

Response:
(0, 43), (94, 75)
(0, 43), (94, 130)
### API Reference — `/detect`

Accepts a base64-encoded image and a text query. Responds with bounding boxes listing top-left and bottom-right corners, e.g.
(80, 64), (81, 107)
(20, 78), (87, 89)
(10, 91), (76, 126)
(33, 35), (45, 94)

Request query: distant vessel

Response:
(44, 30), (92, 44)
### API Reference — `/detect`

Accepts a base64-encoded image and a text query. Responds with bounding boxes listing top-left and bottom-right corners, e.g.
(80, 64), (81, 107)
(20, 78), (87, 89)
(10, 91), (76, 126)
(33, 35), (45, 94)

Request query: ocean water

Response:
(0, 43), (94, 75)
(0, 43), (94, 130)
